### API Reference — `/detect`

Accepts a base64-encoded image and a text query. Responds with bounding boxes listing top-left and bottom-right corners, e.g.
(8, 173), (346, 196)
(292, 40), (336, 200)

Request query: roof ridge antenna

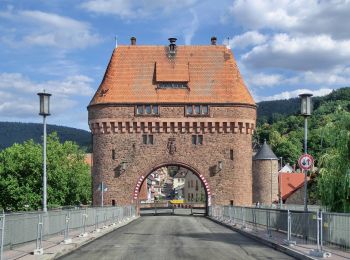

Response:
(226, 37), (231, 49)
(115, 35), (118, 48)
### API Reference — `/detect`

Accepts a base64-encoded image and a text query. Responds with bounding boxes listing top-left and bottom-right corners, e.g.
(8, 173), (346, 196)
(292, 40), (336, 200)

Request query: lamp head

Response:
(299, 93), (313, 116)
(37, 92), (51, 116)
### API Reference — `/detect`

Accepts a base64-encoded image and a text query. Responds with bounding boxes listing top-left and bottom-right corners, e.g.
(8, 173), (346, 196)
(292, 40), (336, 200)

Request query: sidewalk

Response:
(3, 216), (139, 260)
(209, 216), (350, 260)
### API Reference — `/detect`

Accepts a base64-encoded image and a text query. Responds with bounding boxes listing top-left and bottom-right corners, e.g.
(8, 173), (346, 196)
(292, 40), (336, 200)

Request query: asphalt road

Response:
(60, 216), (294, 260)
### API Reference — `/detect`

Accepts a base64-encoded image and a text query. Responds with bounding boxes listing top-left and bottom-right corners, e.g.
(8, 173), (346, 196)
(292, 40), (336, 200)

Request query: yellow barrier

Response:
(170, 199), (184, 204)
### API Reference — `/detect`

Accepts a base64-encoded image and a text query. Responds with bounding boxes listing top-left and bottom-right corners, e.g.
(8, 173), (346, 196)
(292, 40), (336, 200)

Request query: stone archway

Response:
(132, 162), (212, 210)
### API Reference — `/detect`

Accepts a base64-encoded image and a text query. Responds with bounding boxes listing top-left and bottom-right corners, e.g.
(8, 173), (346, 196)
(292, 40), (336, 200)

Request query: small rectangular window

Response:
(112, 149), (116, 160)
(194, 105), (200, 114)
(202, 105), (208, 114)
(153, 105), (159, 114)
(192, 135), (203, 145)
(186, 105), (209, 115)
(186, 105), (193, 115)
(142, 134), (154, 145)
(145, 105), (151, 114)
(135, 105), (159, 115)
(158, 82), (188, 88)
(143, 134), (148, 144)
(230, 149), (234, 160)
(192, 135), (197, 145)
(198, 135), (203, 145)
(136, 105), (144, 114)
(112, 199), (116, 206)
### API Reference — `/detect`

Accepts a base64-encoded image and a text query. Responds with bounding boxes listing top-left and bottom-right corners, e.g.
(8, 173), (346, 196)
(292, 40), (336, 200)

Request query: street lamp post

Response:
(299, 93), (313, 212)
(279, 157), (283, 208)
(38, 91), (51, 213)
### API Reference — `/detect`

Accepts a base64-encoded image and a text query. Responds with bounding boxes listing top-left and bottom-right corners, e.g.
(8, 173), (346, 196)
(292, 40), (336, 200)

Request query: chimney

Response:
(168, 37), (177, 56)
(211, 36), (217, 45)
(130, 37), (136, 45)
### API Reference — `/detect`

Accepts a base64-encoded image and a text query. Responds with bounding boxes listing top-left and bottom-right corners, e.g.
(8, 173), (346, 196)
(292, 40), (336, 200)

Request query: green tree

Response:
(0, 133), (91, 211)
(317, 111), (350, 212)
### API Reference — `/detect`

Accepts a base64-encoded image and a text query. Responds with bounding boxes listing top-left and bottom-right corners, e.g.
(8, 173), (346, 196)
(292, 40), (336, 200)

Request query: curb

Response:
(53, 216), (140, 259)
(207, 217), (317, 260)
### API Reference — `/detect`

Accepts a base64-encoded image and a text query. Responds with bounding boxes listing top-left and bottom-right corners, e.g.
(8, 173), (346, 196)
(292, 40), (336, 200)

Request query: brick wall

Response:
(89, 104), (256, 206)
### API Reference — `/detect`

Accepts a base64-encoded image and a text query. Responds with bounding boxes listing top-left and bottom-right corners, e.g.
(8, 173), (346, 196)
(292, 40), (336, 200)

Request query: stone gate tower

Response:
(88, 37), (256, 206)
(252, 140), (279, 204)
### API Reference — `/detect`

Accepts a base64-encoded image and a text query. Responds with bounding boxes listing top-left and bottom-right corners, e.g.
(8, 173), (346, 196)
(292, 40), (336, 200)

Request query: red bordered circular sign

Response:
(298, 154), (314, 171)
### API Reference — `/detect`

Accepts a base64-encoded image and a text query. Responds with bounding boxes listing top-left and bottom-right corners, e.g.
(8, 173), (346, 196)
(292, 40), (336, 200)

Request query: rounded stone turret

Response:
(252, 140), (279, 205)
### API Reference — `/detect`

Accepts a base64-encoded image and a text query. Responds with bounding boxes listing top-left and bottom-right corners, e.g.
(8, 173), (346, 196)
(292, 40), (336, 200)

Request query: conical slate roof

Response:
(253, 140), (278, 160)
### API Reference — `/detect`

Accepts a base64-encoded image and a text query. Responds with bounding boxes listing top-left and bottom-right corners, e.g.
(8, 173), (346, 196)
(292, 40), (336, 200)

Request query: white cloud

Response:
(0, 10), (101, 49)
(258, 88), (333, 101)
(242, 34), (350, 71)
(227, 31), (267, 49)
(0, 73), (94, 97)
(246, 73), (282, 87)
(81, 0), (198, 19)
(229, 0), (350, 39)
(0, 73), (94, 120)
(183, 9), (198, 45)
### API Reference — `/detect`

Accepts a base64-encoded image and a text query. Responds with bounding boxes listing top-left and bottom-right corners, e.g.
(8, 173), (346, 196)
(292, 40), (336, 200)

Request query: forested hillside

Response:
(254, 87), (350, 212)
(0, 122), (91, 151)
(256, 87), (350, 124)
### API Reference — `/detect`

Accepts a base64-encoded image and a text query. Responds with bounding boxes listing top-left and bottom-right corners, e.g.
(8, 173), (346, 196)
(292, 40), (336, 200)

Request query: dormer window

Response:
(158, 82), (188, 89)
(136, 105), (159, 115)
(186, 105), (209, 116)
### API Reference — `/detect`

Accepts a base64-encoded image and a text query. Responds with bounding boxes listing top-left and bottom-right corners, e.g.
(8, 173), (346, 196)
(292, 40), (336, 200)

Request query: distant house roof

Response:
(89, 45), (255, 106)
(279, 164), (294, 173)
(253, 140), (278, 160)
(279, 173), (307, 200)
(174, 171), (187, 178)
(84, 153), (93, 167)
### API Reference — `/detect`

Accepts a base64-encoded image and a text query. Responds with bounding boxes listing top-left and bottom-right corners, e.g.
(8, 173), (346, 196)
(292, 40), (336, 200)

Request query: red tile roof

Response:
(89, 45), (255, 105)
(279, 173), (305, 200)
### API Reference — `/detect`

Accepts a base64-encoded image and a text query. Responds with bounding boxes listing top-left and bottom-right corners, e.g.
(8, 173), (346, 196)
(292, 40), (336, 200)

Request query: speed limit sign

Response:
(298, 154), (314, 171)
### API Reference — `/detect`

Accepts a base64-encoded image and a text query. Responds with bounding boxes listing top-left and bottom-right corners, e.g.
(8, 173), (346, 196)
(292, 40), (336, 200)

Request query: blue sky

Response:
(1, 0), (350, 130)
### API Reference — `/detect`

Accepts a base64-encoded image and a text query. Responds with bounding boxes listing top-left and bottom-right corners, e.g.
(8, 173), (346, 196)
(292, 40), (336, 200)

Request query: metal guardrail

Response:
(2, 205), (136, 256)
(0, 211), (5, 260)
(209, 205), (349, 253)
(140, 202), (206, 215)
(257, 204), (325, 212)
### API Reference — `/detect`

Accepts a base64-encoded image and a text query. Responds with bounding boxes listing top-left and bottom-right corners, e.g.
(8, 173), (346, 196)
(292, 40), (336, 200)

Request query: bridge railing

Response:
(209, 205), (350, 253)
(1, 205), (137, 255)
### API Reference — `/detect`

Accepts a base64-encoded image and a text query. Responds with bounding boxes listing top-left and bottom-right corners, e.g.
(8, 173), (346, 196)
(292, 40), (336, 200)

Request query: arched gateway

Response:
(133, 162), (212, 205)
(88, 37), (256, 207)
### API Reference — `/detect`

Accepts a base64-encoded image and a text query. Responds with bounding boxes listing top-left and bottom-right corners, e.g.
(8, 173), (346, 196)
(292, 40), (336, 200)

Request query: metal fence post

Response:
(242, 207), (246, 229)
(79, 209), (88, 237)
(232, 207), (235, 225)
(229, 206), (232, 223)
(103, 212), (108, 229)
(64, 212), (72, 244)
(0, 211), (5, 260)
(320, 210), (323, 251)
(283, 210), (296, 246)
(309, 209), (331, 257)
(95, 212), (100, 232)
(266, 210), (272, 238)
(33, 214), (43, 255)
